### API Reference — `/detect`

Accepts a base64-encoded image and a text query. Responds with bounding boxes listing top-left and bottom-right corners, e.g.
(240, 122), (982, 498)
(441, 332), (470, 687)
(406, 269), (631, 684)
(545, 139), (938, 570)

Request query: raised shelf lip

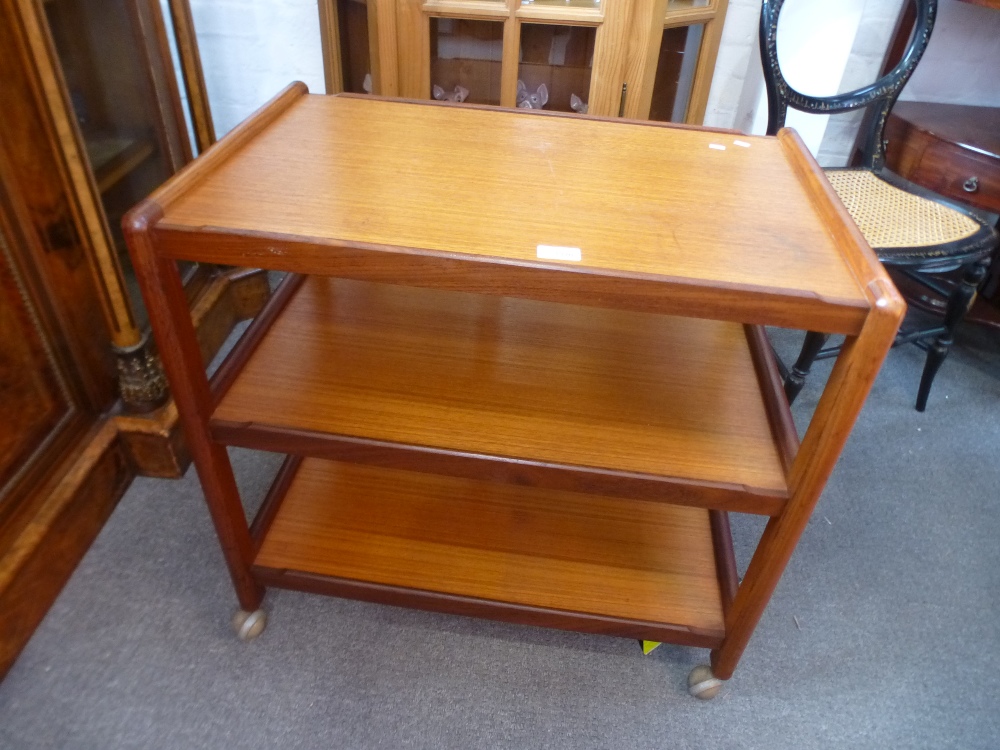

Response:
(254, 565), (726, 647)
(248, 457), (737, 647)
(129, 86), (885, 337)
(208, 274), (793, 517)
(155, 223), (871, 336)
(210, 419), (789, 516)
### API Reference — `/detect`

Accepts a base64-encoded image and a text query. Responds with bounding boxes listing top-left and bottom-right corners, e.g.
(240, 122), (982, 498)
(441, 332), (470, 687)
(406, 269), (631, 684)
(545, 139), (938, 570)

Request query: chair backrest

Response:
(759, 0), (936, 169)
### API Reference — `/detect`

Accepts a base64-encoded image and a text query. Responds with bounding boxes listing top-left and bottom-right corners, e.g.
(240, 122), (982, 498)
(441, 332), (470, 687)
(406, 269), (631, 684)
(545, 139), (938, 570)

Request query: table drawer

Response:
(906, 140), (1000, 215)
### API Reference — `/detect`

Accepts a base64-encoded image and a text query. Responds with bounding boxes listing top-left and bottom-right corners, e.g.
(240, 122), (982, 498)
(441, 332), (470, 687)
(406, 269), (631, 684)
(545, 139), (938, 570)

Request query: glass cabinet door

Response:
(44, 0), (189, 238)
(517, 24), (596, 113)
(627, 0), (728, 123)
(393, 0), (619, 114)
(319, 0), (393, 95)
(43, 0), (193, 326)
(430, 18), (504, 106)
(322, 0), (730, 122)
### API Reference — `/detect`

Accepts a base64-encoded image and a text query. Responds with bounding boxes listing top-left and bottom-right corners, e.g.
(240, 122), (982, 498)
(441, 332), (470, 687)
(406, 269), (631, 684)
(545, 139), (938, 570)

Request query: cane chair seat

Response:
(826, 169), (980, 250)
(761, 0), (998, 411)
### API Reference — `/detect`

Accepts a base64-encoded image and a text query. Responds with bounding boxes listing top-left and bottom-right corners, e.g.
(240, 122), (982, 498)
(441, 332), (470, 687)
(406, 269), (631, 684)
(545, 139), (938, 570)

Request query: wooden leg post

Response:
(125, 205), (263, 612)
(712, 290), (901, 679)
(915, 260), (988, 412)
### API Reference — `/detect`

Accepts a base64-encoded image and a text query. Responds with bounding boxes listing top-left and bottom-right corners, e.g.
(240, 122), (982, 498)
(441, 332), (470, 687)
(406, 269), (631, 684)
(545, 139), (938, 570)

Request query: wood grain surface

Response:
(212, 276), (789, 498)
(885, 101), (1000, 215)
(254, 458), (727, 636)
(157, 94), (868, 317)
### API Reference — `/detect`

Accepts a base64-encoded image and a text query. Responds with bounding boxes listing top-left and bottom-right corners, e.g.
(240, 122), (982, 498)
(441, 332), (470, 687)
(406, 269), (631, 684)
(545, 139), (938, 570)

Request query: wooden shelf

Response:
(253, 457), (731, 646)
(124, 88), (904, 683)
(85, 133), (156, 194)
(154, 96), (871, 335)
(211, 275), (795, 515)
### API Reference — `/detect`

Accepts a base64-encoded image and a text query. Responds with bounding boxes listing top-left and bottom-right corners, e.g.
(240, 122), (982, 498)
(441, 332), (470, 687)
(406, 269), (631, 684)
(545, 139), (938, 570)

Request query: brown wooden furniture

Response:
(766, 0), (997, 412)
(884, 102), (1000, 321)
(885, 102), (1000, 219)
(317, 0), (729, 122)
(125, 84), (904, 697)
(0, 0), (268, 680)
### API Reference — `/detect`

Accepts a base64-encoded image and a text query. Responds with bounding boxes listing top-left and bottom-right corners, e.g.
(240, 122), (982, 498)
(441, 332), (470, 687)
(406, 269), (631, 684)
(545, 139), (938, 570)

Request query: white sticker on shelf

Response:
(709, 143), (726, 151)
(537, 245), (582, 262)
(733, 139), (751, 148)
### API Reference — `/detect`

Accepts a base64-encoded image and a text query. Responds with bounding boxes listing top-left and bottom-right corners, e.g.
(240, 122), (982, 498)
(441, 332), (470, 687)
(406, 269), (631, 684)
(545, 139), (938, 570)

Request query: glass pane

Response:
(338, 0), (373, 93)
(46, 0), (173, 231)
(44, 0), (188, 328)
(430, 18), (503, 106)
(522, 0), (600, 9)
(648, 24), (703, 122)
(666, 0), (711, 12)
(518, 24), (596, 114)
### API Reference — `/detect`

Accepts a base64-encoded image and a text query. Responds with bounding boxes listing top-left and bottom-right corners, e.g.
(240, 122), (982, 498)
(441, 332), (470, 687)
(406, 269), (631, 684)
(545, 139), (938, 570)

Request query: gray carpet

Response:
(2, 323), (999, 749)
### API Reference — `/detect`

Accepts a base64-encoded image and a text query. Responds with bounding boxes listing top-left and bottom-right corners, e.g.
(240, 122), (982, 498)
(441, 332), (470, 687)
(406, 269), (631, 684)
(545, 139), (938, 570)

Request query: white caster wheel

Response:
(688, 665), (723, 700)
(232, 609), (267, 641)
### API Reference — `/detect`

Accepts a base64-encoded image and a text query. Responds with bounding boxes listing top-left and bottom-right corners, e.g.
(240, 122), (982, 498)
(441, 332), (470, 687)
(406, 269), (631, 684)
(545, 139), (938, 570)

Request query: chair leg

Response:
(784, 331), (830, 404)
(915, 261), (989, 412)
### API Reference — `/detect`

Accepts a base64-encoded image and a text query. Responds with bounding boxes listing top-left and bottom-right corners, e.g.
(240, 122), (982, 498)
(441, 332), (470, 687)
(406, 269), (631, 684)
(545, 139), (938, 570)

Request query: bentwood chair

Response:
(761, 0), (998, 411)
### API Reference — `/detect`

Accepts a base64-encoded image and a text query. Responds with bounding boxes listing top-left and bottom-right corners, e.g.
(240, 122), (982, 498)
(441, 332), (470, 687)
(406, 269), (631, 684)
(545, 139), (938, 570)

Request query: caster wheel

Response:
(688, 665), (723, 700)
(232, 609), (267, 641)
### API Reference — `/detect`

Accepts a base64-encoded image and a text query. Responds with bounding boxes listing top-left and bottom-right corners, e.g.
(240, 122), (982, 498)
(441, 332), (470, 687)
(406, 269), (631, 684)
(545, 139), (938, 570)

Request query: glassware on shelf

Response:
(430, 18), (504, 106)
(518, 24), (596, 113)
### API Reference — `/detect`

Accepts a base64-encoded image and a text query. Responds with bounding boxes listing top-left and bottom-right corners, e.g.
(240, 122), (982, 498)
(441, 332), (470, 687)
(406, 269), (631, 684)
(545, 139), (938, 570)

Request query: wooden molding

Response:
(166, 0), (216, 151)
(0, 420), (132, 682)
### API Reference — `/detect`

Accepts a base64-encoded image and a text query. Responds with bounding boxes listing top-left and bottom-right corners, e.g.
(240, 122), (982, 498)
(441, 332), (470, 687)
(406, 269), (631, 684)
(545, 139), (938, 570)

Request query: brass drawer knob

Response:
(963, 176), (979, 193)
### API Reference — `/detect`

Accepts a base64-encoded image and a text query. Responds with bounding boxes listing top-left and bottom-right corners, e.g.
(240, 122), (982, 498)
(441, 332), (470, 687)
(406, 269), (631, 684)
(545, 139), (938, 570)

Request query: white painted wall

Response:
(901, 0), (1000, 106)
(182, 0), (326, 136)
(166, 0), (1000, 150)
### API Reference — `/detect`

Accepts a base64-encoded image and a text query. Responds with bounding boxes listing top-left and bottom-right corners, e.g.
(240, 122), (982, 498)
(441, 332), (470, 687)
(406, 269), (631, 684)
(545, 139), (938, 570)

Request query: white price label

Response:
(536, 245), (582, 262)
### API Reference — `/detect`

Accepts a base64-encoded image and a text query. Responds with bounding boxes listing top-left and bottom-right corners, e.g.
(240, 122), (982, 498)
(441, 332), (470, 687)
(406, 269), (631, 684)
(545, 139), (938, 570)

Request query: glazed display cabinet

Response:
(318, 0), (729, 122)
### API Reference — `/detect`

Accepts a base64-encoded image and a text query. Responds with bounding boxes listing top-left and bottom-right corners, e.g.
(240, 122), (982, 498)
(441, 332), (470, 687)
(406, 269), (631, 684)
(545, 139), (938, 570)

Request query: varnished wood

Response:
(166, 0), (215, 152)
(211, 422), (787, 516)
(713, 287), (905, 680)
(744, 323), (799, 476)
(13, 0), (144, 348)
(123, 85), (904, 686)
(186, 266), (270, 370)
(124, 204), (262, 611)
(709, 510), (738, 617)
(212, 276), (789, 504)
(152, 94), (871, 333)
(0, 420), (131, 681)
(209, 272), (304, 405)
(256, 566), (722, 648)
(254, 458), (727, 642)
(885, 101), (1000, 215)
(0, 179), (90, 538)
(114, 267), (272, 479)
(956, 0), (1000, 8)
(148, 82), (307, 210)
(0, 3), (121, 404)
(249, 455), (302, 552)
(317, 0), (345, 95)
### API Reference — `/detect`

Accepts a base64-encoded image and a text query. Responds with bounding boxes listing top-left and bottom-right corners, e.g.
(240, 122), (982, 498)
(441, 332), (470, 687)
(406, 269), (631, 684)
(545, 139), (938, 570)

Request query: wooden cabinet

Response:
(885, 103), (1000, 218)
(0, 0), (269, 680)
(124, 86), (903, 692)
(318, 0), (728, 122)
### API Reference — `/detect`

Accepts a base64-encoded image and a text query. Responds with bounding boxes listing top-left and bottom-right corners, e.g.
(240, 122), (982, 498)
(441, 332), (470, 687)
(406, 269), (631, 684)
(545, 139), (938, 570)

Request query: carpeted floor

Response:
(1, 323), (998, 750)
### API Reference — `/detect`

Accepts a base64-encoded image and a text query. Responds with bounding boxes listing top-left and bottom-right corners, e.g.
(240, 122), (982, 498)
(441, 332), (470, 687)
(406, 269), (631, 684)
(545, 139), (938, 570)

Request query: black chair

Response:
(761, 0), (998, 411)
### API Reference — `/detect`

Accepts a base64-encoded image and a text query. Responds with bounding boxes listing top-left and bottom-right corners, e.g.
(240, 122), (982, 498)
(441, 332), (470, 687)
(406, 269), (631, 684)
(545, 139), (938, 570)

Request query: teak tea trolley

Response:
(125, 83), (903, 698)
